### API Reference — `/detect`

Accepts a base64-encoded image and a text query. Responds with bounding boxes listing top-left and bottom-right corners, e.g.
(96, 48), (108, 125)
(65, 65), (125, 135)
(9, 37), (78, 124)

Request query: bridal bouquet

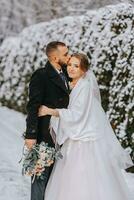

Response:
(20, 142), (62, 182)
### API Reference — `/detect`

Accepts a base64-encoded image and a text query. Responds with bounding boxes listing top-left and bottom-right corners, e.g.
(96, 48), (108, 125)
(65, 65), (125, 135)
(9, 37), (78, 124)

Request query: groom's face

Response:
(55, 45), (70, 67)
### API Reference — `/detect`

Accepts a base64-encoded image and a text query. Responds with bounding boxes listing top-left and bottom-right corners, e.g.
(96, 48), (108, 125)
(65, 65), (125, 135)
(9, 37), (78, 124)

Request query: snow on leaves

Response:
(0, 3), (134, 159)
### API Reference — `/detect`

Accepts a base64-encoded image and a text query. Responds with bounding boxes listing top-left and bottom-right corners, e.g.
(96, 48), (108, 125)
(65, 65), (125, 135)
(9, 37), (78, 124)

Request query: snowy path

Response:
(0, 107), (133, 200)
(0, 107), (30, 200)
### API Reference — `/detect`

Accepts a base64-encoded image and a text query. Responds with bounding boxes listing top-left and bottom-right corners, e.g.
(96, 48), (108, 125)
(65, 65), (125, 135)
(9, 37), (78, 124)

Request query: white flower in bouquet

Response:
(20, 141), (62, 182)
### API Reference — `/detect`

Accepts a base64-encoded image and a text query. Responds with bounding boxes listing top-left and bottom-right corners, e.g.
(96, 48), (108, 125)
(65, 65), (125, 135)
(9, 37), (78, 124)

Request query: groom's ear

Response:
(49, 54), (58, 62)
(53, 53), (60, 63)
(47, 53), (56, 62)
(49, 50), (59, 62)
(55, 56), (60, 63)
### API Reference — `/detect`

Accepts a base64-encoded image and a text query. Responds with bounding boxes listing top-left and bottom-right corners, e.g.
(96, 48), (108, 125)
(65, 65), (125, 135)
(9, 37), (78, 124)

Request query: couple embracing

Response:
(24, 41), (133, 200)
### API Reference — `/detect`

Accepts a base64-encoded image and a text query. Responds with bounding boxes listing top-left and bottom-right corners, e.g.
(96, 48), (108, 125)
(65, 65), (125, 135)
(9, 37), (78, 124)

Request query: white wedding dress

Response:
(45, 70), (133, 200)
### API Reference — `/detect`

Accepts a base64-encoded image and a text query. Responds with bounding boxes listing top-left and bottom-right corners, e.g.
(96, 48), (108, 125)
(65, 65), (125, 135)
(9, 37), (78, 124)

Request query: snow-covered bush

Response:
(0, 3), (134, 160)
(0, 0), (130, 42)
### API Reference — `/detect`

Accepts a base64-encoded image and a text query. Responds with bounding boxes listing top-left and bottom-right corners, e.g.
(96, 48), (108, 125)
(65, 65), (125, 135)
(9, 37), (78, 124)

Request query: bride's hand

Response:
(38, 105), (50, 117)
(38, 106), (59, 117)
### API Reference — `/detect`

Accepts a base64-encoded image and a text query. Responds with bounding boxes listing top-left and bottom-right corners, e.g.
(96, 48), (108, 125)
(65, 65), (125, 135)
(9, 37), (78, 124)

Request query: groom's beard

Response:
(58, 60), (67, 68)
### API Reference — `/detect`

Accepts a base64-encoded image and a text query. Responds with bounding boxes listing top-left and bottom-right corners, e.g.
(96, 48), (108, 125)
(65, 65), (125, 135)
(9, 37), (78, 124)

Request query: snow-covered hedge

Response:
(0, 3), (134, 160)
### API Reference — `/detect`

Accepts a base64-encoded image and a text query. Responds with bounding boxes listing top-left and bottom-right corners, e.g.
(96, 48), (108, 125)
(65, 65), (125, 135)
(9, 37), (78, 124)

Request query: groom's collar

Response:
(45, 61), (63, 77)
(45, 61), (69, 94)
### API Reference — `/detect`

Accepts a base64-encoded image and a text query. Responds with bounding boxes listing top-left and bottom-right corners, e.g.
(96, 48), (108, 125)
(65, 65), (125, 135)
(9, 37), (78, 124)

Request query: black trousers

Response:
(31, 165), (53, 200)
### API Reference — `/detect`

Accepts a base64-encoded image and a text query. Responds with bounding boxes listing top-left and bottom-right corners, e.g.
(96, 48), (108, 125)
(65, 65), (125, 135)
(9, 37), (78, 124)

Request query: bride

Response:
(38, 53), (133, 200)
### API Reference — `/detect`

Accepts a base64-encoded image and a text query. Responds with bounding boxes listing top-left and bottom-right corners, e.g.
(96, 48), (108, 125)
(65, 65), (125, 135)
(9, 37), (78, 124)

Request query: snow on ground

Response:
(0, 106), (133, 200)
(0, 107), (30, 200)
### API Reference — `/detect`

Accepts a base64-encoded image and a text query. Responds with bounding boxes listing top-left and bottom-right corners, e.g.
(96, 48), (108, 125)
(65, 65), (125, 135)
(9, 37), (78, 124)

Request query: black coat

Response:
(25, 61), (70, 147)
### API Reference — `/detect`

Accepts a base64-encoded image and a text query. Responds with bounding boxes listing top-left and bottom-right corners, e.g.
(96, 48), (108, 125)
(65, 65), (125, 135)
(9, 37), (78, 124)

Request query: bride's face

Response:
(67, 57), (85, 80)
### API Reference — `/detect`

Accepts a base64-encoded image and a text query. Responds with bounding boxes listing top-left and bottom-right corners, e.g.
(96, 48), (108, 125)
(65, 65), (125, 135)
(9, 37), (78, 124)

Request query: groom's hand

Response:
(25, 139), (36, 149)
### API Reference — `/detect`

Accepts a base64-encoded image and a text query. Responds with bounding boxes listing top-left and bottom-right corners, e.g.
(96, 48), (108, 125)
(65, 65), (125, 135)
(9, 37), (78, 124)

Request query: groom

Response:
(24, 41), (70, 200)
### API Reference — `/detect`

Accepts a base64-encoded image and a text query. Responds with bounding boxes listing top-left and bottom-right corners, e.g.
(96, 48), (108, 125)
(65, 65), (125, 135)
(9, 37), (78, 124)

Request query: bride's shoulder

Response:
(81, 76), (90, 89)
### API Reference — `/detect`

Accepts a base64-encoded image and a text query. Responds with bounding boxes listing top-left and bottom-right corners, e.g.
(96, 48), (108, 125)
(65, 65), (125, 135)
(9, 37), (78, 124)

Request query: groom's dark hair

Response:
(46, 41), (66, 57)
